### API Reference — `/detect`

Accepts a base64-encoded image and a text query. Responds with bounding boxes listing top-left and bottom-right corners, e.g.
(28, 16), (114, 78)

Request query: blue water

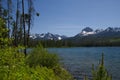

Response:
(48, 47), (120, 80)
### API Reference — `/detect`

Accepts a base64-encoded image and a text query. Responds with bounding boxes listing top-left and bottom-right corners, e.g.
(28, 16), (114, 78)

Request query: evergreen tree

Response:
(92, 53), (112, 80)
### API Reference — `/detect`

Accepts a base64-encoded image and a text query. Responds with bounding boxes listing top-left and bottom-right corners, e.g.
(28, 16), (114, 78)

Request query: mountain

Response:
(75, 27), (120, 37)
(82, 27), (93, 32)
(95, 29), (103, 33)
(29, 27), (120, 47)
(66, 27), (120, 46)
(30, 27), (120, 41)
(94, 27), (120, 38)
(30, 32), (67, 40)
(75, 27), (95, 36)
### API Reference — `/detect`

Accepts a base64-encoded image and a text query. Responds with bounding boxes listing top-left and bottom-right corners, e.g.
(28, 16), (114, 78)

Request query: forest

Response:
(29, 37), (120, 48)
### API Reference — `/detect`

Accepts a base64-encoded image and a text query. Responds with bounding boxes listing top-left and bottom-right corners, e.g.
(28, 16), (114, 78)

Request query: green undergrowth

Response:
(26, 45), (59, 68)
(0, 46), (73, 80)
(0, 45), (112, 80)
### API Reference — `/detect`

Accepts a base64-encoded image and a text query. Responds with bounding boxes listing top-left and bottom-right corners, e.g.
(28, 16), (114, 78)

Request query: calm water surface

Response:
(48, 47), (120, 80)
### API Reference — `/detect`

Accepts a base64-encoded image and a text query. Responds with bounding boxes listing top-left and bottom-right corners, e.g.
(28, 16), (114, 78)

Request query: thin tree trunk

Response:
(27, 0), (33, 47)
(22, 0), (26, 56)
(14, 0), (19, 47)
(20, 15), (23, 44)
(7, 0), (12, 39)
(27, 16), (30, 47)
(0, 0), (2, 17)
(7, 0), (10, 38)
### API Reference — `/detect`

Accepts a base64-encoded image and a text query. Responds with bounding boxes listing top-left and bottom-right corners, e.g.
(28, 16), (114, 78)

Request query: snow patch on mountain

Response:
(30, 32), (67, 40)
(75, 27), (120, 37)
(81, 31), (95, 36)
(58, 37), (62, 40)
(80, 27), (95, 36)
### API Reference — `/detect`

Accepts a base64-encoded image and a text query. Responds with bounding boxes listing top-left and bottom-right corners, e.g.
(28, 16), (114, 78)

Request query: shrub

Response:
(26, 45), (73, 80)
(26, 45), (59, 68)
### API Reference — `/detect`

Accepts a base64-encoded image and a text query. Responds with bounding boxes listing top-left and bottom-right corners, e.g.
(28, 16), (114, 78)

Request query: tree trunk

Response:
(7, 0), (12, 39)
(0, 0), (2, 17)
(22, 0), (26, 56)
(27, 0), (34, 47)
(14, 0), (19, 47)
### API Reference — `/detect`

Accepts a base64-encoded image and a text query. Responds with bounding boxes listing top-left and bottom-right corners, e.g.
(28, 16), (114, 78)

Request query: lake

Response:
(48, 47), (120, 80)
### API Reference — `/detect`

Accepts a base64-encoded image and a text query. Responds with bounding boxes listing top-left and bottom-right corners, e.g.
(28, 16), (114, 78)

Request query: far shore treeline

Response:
(29, 38), (120, 48)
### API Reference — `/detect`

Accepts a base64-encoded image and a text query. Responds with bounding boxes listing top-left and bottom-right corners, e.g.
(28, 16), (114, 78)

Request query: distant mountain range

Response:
(67, 27), (120, 46)
(74, 27), (120, 38)
(30, 27), (120, 40)
(30, 32), (67, 40)
(30, 27), (120, 47)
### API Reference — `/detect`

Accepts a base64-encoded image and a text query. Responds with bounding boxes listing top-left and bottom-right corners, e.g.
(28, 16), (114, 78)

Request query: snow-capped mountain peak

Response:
(82, 27), (93, 32)
(30, 27), (120, 40)
(80, 27), (95, 36)
(75, 27), (120, 37)
(30, 32), (67, 40)
(75, 27), (120, 38)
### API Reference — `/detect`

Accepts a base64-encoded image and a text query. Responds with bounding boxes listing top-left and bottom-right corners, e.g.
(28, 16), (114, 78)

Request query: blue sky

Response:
(32, 0), (120, 37)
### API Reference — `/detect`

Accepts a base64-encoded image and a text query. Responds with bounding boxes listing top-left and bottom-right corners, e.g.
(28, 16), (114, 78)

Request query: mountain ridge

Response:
(30, 27), (120, 40)
(75, 27), (120, 37)
(29, 27), (120, 47)
(30, 32), (67, 40)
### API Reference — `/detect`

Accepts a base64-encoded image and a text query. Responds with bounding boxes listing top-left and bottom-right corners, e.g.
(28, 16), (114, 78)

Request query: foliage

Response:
(29, 39), (72, 48)
(0, 17), (9, 48)
(91, 53), (112, 80)
(84, 75), (88, 80)
(0, 47), (25, 80)
(0, 46), (73, 80)
(26, 45), (73, 80)
(26, 45), (59, 68)
(29, 37), (120, 48)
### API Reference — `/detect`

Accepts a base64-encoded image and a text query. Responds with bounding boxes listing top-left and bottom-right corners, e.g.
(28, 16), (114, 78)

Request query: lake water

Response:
(48, 47), (120, 80)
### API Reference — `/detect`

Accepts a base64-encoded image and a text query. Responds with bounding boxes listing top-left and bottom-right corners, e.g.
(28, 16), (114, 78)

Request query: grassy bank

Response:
(0, 45), (112, 80)
(0, 46), (73, 80)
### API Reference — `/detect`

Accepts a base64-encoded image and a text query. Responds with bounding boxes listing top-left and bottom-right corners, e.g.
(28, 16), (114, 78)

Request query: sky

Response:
(32, 0), (120, 37)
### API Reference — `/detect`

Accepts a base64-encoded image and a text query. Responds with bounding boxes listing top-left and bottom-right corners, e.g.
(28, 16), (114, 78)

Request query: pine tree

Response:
(92, 53), (112, 80)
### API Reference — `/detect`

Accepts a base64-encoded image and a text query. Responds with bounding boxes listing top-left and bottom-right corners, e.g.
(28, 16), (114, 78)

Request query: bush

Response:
(26, 45), (73, 80)
(26, 45), (59, 68)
